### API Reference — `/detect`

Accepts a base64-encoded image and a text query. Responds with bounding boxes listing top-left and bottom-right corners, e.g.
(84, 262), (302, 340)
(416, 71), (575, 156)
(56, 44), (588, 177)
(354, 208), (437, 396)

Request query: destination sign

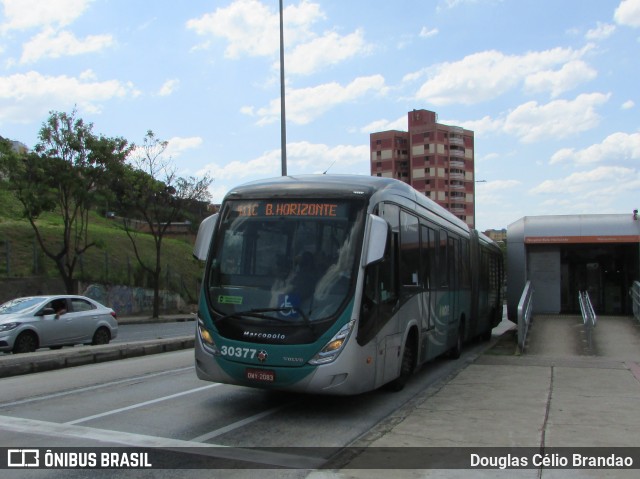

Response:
(233, 201), (343, 218)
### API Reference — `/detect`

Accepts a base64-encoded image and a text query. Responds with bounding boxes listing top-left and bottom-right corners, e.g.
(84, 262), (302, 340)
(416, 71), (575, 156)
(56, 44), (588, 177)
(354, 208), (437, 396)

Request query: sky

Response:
(1, 0), (639, 231)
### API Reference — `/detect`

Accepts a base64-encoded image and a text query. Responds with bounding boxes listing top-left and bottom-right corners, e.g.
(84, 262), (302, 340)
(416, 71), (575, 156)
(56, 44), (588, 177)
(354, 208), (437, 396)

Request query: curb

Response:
(0, 336), (194, 379)
(116, 315), (196, 325)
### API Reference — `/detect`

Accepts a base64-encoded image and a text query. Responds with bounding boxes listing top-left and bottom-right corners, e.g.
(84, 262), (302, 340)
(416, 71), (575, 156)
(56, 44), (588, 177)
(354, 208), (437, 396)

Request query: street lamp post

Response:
(279, 0), (287, 176)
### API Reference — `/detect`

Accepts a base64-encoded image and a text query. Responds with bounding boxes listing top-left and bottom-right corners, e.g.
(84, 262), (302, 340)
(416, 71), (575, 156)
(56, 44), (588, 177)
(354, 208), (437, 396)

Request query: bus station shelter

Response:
(507, 214), (640, 321)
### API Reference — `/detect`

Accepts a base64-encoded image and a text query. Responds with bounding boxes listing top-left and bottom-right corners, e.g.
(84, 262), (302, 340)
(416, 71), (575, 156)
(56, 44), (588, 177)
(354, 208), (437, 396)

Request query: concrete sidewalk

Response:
(311, 315), (640, 478)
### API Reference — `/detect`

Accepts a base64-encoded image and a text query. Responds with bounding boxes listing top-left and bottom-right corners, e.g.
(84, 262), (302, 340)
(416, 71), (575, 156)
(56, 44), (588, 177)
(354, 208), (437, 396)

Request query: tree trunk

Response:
(152, 270), (161, 318)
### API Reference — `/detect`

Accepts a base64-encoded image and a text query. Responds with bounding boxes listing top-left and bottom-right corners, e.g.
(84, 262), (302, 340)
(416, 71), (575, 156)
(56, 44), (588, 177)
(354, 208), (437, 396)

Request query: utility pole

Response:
(279, 0), (287, 176)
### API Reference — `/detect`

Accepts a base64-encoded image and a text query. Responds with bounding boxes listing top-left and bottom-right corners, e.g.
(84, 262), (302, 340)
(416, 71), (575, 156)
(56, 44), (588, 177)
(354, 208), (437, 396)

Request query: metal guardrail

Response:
(578, 290), (597, 350)
(631, 281), (640, 322)
(517, 281), (534, 353)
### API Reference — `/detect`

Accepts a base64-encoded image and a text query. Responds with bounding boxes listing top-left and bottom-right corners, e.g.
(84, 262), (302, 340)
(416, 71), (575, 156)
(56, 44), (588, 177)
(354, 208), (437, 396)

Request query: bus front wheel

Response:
(386, 336), (417, 392)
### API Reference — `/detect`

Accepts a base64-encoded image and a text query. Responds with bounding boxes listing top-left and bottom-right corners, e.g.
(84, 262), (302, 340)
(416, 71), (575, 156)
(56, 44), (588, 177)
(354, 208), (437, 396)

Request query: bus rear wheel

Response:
(449, 320), (464, 359)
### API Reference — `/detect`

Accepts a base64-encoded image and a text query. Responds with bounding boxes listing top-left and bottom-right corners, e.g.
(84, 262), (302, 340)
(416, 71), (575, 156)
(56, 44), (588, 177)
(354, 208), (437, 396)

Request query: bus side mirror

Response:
(364, 215), (388, 266)
(193, 213), (219, 261)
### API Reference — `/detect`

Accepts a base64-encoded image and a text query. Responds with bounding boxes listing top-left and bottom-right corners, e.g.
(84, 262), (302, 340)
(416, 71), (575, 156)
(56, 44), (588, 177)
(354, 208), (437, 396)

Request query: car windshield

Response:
(0, 297), (45, 314)
(207, 199), (365, 323)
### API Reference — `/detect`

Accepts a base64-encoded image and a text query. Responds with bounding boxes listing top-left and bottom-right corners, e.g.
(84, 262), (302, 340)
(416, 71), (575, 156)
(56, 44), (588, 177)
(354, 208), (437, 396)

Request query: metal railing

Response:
(517, 281), (534, 353)
(578, 290), (597, 350)
(631, 281), (640, 322)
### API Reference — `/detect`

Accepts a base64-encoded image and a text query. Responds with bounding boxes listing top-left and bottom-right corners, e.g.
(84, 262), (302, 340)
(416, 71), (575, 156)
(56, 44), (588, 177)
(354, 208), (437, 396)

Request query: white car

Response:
(0, 295), (118, 354)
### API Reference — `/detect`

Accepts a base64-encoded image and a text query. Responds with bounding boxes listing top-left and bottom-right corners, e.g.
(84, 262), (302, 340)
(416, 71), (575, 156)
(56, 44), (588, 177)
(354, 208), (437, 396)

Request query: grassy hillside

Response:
(0, 189), (205, 303)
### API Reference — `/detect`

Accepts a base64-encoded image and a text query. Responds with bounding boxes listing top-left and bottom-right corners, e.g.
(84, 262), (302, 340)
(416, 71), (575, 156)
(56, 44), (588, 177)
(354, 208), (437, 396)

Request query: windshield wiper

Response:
(215, 307), (313, 329)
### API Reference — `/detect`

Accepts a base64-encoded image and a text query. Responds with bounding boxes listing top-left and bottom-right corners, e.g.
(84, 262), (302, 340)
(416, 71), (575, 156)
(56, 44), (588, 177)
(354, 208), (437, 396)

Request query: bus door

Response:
(399, 210), (422, 333)
(437, 230), (457, 342)
(421, 224), (436, 332)
(448, 235), (460, 339)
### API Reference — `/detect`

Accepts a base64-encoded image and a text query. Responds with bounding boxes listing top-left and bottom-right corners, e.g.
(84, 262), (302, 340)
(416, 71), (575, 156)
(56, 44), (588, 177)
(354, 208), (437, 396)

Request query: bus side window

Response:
(439, 229), (449, 287)
(376, 230), (398, 304)
(400, 211), (420, 286)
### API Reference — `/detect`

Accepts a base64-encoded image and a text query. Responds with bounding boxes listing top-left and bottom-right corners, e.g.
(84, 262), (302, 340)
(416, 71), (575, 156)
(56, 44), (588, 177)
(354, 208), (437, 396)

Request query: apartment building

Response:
(370, 109), (475, 228)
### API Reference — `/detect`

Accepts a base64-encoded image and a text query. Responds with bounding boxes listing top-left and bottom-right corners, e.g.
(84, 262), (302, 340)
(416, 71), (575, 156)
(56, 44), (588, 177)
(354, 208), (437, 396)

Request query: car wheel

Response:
(92, 327), (110, 345)
(13, 331), (38, 354)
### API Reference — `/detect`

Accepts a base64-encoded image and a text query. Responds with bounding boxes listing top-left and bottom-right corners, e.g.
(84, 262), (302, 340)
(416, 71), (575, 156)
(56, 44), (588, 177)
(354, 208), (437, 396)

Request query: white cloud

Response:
(402, 68), (428, 83)
(244, 75), (388, 125)
(530, 166), (640, 201)
(524, 60), (597, 98)
(0, 0), (92, 32)
(166, 136), (203, 159)
(550, 131), (640, 166)
(439, 0), (487, 9)
(200, 151), (280, 182)
(614, 0), (640, 27)
(199, 141), (369, 189)
(158, 79), (180, 97)
(503, 93), (610, 143)
(443, 93), (609, 142)
(186, 0), (323, 58)
(475, 179), (521, 210)
(361, 115), (407, 133)
(20, 28), (113, 63)
(585, 22), (616, 40)
(0, 71), (138, 123)
(187, 0), (369, 76)
(622, 99), (635, 109)
(287, 141), (369, 172)
(477, 152), (500, 163)
(480, 179), (521, 190)
(446, 115), (504, 138)
(419, 26), (439, 38)
(413, 46), (594, 105)
(283, 29), (370, 75)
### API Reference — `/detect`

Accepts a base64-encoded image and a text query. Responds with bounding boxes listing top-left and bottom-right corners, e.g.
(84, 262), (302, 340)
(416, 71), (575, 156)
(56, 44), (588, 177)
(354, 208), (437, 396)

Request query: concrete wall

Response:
(0, 277), (190, 316)
(0, 277), (66, 304)
(527, 246), (561, 314)
(81, 283), (189, 316)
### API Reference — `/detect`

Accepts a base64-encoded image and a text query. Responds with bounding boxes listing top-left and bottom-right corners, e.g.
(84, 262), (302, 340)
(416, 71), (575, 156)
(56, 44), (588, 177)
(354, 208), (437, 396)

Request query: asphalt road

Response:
(0, 320), (196, 356)
(112, 321), (196, 343)
(0, 339), (491, 478)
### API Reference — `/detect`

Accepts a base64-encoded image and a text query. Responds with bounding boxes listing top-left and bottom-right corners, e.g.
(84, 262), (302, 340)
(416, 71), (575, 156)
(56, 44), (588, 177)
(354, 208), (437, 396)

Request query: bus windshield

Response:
(207, 199), (365, 324)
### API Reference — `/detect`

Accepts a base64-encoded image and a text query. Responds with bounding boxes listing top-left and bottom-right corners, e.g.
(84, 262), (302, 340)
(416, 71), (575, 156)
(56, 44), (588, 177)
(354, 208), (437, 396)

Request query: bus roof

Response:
(223, 174), (470, 233)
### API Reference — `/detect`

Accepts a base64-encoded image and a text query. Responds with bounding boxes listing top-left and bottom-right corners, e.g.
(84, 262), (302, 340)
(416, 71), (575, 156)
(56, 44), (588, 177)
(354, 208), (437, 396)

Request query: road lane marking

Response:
(0, 366), (195, 409)
(0, 414), (325, 468)
(65, 384), (221, 425)
(190, 403), (293, 442)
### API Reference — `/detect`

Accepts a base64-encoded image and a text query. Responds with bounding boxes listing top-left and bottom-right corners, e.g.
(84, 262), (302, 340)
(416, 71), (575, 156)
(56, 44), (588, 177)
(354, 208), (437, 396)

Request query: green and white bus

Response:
(193, 175), (503, 395)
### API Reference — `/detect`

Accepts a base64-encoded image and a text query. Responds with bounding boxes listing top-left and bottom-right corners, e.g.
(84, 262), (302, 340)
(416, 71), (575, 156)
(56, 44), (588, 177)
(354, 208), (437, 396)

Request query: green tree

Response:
(115, 130), (212, 318)
(0, 110), (131, 293)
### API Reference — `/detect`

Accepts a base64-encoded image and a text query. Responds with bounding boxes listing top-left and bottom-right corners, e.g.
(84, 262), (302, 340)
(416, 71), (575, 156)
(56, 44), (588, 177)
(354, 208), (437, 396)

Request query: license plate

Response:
(245, 368), (276, 383)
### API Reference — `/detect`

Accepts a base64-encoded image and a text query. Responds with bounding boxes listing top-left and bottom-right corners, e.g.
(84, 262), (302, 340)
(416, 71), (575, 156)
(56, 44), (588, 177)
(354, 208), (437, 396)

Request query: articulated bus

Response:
(193, 175), (503, 395)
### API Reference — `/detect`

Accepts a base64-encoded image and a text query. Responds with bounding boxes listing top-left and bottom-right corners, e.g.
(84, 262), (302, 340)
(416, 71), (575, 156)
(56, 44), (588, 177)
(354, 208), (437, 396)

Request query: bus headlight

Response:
(308, 320), (355, 365)
(198, 319), (220, 355)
